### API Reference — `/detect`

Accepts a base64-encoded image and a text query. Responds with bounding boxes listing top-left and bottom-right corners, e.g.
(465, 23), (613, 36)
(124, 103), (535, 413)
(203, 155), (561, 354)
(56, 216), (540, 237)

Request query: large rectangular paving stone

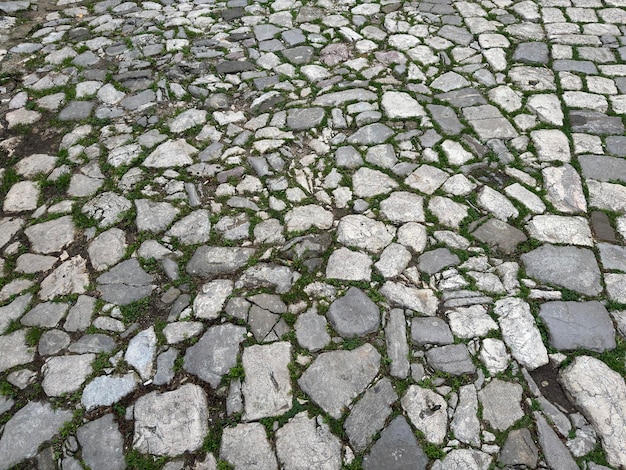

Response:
(579, 154), (626, 183)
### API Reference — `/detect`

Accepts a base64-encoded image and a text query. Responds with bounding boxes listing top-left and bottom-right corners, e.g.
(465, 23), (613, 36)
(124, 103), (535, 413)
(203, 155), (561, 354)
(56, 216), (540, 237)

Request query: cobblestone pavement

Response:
(1, 0), (626, 468)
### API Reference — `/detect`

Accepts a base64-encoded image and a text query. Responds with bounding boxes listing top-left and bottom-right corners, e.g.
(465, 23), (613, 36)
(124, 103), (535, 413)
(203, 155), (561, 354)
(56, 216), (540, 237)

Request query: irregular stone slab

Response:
(527, 215), (593, 246)
(579, 154), (626, 184)
(327, 287), (379, 338)
(193, 279), (233, 320)
(381, 91), (426, 118)
(480, 338), (510, 374)
(165, 210), (211, 245)
(220, 423), (278, 470)
(386, 309), (409, 378)
(477, 186), (519, 221)
(462, 105), (518, 140)
(0, 401), (72, 470)
(570, 110), (625, 135)
(237, 263), (295, 294)
(542, 164), (587, 213)
(313, 88), (378, 107)
(276, 412), (342, 470)
(347, 123), (394, 145)
(345, 378), (397, 452)
(59, 101), (94, 121)
(184, 323), (246, 387)
(39, 255), (89, 300)
(380, 191), (424, 223)
(426, 344), (476, 375)
(169, 109), (207, 133)
(452, 384), (480, 446)
(494, 298), (548, 370)
(88, 228), (126, 271)
(134, 384), (208, 456)
(535, 412), (579, 470)
(411, 317), (454, 346)
(527, 93), (564, 125)
(42, 354), (94, 397)
(96, 259), (154, 305)
(0, 330), (35, 373)
(588, 180), (626, 213)
(431, 449), (492, 470)
(125, 327), (157, 381)
(337, 215), (394, 253)
(242, 342), (292, 421)
(405, 165), (449, 195)
(380, 282), (438, 315)
(186, 246), (255, 277)
(298, 344), (380, 418)
(284, 205), (333, 232)
(21, 302), (68, 329)
(295, 310), (330, 352)
(135, 199), (179, 233)
(531, 129), (571, 162)
(363, 416), (427, 470)
(447, 305), (498, 339)
(82, 192), (132, 228)
(0, 294), (31, 334)
(499, 428), (539, 468)
(77, 414), (125, 470)
(327, 248), (370, 282)
(539, 301), (615, 352)
(68, 333), (115, 354)
(38, 329), (70, 356)
(472, 218), (528, 254)
(3, 181), (39, 213)
(143, 139), (196, 167)
(560, 356), (626, 468)
(24, 215), (75, 254)
(599, 243), (626, 271)
(81, 373), (140, 411)
(401, 385), (448, 444)
(479, 379), (524, 431)
(521, 245), (602, 296)
(286, 107), (325, 130)
(418, 248), (460, 275)
(352, 167), (398, 198)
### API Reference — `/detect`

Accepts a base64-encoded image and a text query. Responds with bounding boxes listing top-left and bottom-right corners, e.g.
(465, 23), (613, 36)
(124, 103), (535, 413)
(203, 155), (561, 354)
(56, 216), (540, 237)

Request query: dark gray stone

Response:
(186, 246), (255, 277)
(591, 211), (617, 243)
(58, 101), (94, 121)
(539, 301), (616, 352)
(499, 428), (539, 468)
(281, 46), (315, 64)
(287, 107), (325, 130)
(120, 90), (155, 110)
(436, 88), (487, 108)
(472, 218), (528, 254)
(425, 344), (476, 375)
(76, 414), (125, 470)
(513, 42), (549, 64)
(96, 259), (154, 305)
(553, 59), (598, 74)
(69, 334), (116, 354)
(363, 416), (427, 470)
(535, 412), (579, 470)
(521, 245), (602, 296)
(579, 154), (626, 183)
(570, 110), (625, 135)
(327, 287), (380, 338)
(183, 323), (246, 387)
(411, 317), (454, 346)
(417, 248), (460, 275)
(427, 105), (464, 135)
(345, 378), (398, 452)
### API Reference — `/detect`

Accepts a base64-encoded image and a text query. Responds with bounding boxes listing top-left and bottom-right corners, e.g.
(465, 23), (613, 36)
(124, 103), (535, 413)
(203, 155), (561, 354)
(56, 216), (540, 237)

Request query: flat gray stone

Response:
(579, 154), (626, 184)
(0, 293), (31, 334)
(0, 401), (72, 470)
(513, 42), (549, 64)
(426, 344), (476, 375)
(153, 348), (178, 386)
(276, 412), (341, 470)
(135, 199), (179, 233)
(352, 167), (398, 198)
(24, 215), (75, 254)
(96, 259), (154, 305)
(479, 379), (524, 431)
(347, 123), (394, 145)
(521, 245), (602, 296)
(570, 110), (625, 135)
(411, 317), (453, 346)
(82, 192), (132, 228)
(186, 246), (255, 277)
(462, 105), (517, 140)
(38, 329), (70, 356)
(401, 385), (448, 444)
(337, 215), (394, 254)
(77, 414), (125, 470)
(125, 327), (157, 381)
(286, 107), (325, 130)
(327, 287), (379, 338)
(381, 91), (426, 119)
(451, 384), (480, 446)
(295, 309), (330, 352)
(380, 282), (438, 315)
(42, 354), (94, 397)
(3, 181), (39, 213)
(385, 309), (409, 378)
(298, 344), (380, 418)
(0, 330), (34, 374)
(539, 301), (616, 352)
(87, 228), (126, 271)
(499, 428), (538, 468)
(314, 88), (377, 107)
(431, 449), (492, 470)
(542, 163), (587, 213)
(184, 323), (246, 387)
(237, 263), (295, 294)
(344, 378), (397, 452)
(606, 136), (626, 156)
(418, 248), (460, 275)
(81, 373), (139, 411)
(220, 423), (278, 470)
(193, 279), (233, 320)
(39, 255), (89, 301)
(21, 302), (68, 328)
(560, 356), (626, 468)
(535, 412), (579, 470)
(242, 342), (292, 421)
(133, 384), (208, 456)
(166, 209), (211, 245)
(58, 101), (94, 121)
(380, 191), (425, 223)
(363, 416), (427, 470)
(68, 334), (116, 354)
(143, 139), (196, 168)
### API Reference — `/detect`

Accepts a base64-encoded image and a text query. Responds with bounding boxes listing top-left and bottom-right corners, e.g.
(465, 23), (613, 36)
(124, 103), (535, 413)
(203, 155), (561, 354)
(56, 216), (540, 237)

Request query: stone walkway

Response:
(1, 0), (626, 468)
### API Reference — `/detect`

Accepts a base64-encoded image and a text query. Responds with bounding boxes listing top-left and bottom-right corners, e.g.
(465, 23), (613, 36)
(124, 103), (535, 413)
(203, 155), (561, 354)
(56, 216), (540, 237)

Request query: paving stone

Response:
(498, 428), (538, 468)
(38, 329), (70, 356)
(295, 309), (330, 352)
(166, 210), (211, 245)
(447, 305), (498, 339)
(411, 317), (453, 346)
(479, 379), (524, 431)
(134, 384), (208, 456)
(76, 414), (125, 470)
(521, 245), (602, 296)
(0, 401), (72, 470)
(42, 354), (94, 397)
(381, 282), (438, 315)
(326, 248), (372, 281)
(298, 344), (380, 419)
(418, 248), (460, 275)
(24, 215), (75, 254)
(125, 327), (156, 381)
(87, 228), (127, 271)
(363, 416), (427, 470)
(426, 344), (476, 375)
(186, 246), (255, 277)
(68, 334), (116, 354)
(472, 218), (527, 254)
(326, 287), (379, 338)
(431, 449), (492, 470)
(96, 259), (154, 305)
(39, 255), (89, 301)
(535, 412), (579, 470)
(193, 279), (233, 320)
(451, 384), (480, 446)
(401, 385), (448, 445)
(220, 423), (278, 470)
(385, 308), (410, 378)
(542, 164), (587, 213)
(81, 373), (140, 411)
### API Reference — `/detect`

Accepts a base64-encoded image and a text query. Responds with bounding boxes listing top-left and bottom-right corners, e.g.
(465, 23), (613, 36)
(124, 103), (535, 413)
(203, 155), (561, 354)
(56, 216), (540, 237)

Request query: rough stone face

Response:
(275, 412), (342, 470)
(344, 378), (398, 452)
(363, 416), (428, 470)
(186, 246), (255, 277)
(402, 385), (448, 444)
(295, 310), (330, 351)
(380, 282), (438, 315)
(242, 342), (292, 421)
(521, 245), (602, 296)
(560, 356), (626, 468)
(42, 354), (94, 397)
(425, 344), (476, 375)
(451, 384), (480, 446)
(298, 344), (380, 418)
(326, 248), (372, 281)
(381, 91), (426, 118)
(0, 330), (35, 373)
(184, 323), (246, 388)
(220, 423), (278, 470)
(499, 428), (539, 468)
(39, 255), (89, 300)
(193, 280), (234, 319)
(539, 301), (616, 352)
(143, 139), (197, 167)
(133, 384), (208, 456)
(535, 412), (579, 470)
(494, 298), (548, 370)
(81, 373), (140, 411)
(0, 401), (73, 470)
(24, 215), (75, 254)
(125, 327), (157, 381)
(431, 449), (492, 470)
(380, 191), (425, 223)
(326, 287), (380, 338)
(478, 379), (524, 431)
(285, 204), (334, 232)
(77, 414), (125, 470)
(385, 309), (410, 378)
(337, 214), (394, 253)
